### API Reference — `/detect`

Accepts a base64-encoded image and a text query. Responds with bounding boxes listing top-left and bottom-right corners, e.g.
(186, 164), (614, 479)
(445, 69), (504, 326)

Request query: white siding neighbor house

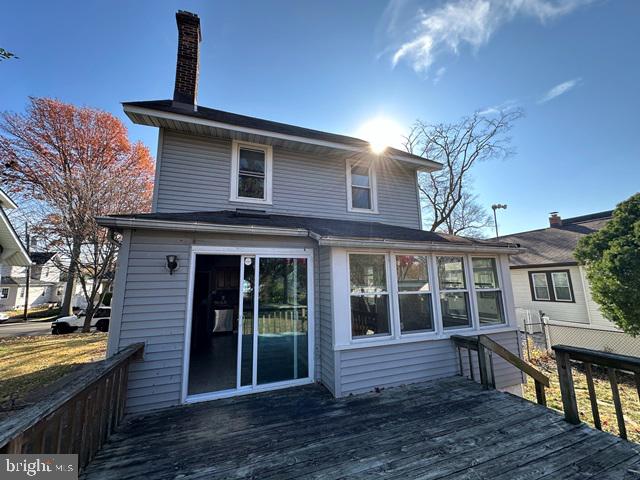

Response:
(501, 210), (640, 356)
(97, 11), (527, 414)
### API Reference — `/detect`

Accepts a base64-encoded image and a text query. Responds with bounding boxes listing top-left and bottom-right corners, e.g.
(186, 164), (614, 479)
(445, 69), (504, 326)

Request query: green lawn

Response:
(0, 333), (108, 411)
(523, 348), (640, 443)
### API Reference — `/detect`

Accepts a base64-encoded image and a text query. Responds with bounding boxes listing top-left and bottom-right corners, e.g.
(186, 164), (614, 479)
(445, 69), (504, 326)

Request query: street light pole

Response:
(491, 204), (508, 239)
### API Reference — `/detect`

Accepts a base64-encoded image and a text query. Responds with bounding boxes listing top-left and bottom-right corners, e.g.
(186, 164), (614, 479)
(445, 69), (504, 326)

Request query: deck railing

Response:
(0, 342), (144, 469)
(553, 344), (640, 440)
(451, 334), (550, 406)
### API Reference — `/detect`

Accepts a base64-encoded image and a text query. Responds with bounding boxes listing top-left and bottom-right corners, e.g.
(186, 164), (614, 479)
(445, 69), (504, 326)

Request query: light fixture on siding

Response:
(166, 255), (179, 275)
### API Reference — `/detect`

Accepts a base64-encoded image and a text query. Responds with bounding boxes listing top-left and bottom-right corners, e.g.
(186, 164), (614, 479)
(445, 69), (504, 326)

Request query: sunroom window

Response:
(437, 256), (471, 329)
(472, 257), (505, 326)
(349, 254), (390, 338)
(230, 141), (272, 204)
(395, 255), (433, 333)
(347, 160), (377, 212)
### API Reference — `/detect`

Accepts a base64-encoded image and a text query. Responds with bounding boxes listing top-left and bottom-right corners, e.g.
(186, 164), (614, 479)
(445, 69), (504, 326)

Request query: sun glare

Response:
(355, 116), (405, 155)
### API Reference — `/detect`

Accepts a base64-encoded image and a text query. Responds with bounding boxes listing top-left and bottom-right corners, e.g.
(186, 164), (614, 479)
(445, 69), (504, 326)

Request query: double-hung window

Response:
(349, 254), (390, 338)
(346, 160), (377, 212)
(230, 141), (273, 204)
(395, 255), (434, 333)
(437, 256), (471, 329)
(529, 270), (574, 302)
(472, 258), (505, 326)
(0, 288), (8, 299)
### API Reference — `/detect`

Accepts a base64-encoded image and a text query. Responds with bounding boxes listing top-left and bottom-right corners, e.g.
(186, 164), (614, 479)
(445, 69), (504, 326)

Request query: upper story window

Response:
(230, 141), (273, 204)
(529, 270), (574, 302)
(346, 160), (378, 213)
(472, 257), (505, 326)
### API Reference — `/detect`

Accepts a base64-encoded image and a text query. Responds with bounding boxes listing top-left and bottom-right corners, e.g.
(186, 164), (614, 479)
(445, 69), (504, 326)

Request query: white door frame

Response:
(181, 246), (315, 404)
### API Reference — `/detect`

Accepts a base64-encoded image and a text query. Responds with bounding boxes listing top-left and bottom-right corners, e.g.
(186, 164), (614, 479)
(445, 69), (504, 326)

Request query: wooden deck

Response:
(82, 377), (640, 479)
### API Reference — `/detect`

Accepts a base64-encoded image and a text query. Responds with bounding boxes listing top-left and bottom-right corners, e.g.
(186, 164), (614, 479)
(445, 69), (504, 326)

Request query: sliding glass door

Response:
(187, 251), (311, 401)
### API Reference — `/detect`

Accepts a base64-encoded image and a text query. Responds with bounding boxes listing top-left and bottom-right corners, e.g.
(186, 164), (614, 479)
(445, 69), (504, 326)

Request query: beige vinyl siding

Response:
(578, 266), (618, 330)
(111, 229), (319, 414)
(318, 246), (336, 394)
(155, 130), (421, 229)
(510, 266), (590, 325)
(338, 330), (523, 396)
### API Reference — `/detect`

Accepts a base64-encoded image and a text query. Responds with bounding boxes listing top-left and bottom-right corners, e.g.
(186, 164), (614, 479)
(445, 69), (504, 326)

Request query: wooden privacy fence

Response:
(553, 344), (640, 440)
(0, 342), (144, 469)
(451, 334), (550, 406)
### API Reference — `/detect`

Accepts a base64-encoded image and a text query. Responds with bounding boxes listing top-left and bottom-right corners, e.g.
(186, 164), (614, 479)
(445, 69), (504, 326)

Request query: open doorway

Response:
(187, 255), (241, 395)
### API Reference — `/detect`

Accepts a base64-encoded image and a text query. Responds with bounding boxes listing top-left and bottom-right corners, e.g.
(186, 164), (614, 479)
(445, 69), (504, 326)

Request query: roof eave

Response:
(122, 104), (441, 171)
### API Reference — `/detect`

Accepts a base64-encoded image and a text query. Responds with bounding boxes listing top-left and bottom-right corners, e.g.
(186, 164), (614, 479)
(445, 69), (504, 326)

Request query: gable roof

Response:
(0, 188), (31, 267)
(29, 252), (56, 266)
(96, 210), (521, 254)
(500, 210), (613, 268)
(122, 100), (440, 170)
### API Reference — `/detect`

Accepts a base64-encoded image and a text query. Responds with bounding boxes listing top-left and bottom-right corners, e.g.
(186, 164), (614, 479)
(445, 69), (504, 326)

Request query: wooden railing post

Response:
(608, 368), (627, 440)
(583, 363), (601, 430)
(555, 350), (580, 424)
(534, 380), (547, 407)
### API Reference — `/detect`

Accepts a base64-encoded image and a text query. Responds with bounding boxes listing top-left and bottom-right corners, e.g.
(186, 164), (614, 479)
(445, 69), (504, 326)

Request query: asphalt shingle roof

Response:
(499, 211), (612, 267)
(109, 210), (516, 248)
(123, 100), (432, 165)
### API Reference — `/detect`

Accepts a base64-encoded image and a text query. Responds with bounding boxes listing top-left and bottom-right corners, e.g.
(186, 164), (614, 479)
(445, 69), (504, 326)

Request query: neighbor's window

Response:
(0, 288), (8, 299)
(349, 254), (390, 338)
(472, 257), (505, 326)
(19, 288), (25, 298)
(437, 256), (471, 329)
(230, 141), (272, 203)
(347, 160), (377, 212)
(395, 255), (434, 333)
(529, 270), (574, 302)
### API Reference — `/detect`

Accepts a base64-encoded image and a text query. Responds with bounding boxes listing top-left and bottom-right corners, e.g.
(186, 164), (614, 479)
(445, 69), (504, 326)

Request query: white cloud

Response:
(477, 99), (520, 115)
(389, 0), (592, 73)
(433, 66), (447, 84)
(537, 78), (582, 103)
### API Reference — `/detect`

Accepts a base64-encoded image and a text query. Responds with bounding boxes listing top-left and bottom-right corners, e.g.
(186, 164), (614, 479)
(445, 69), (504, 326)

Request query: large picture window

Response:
(437, 256), (471, 329)
(346, 160), (377, 213)
(472, 257), (505, 326)
(230, 141), (273, 204)
(528, 270), (574, 302)
(349, 254), (390, 338)
(395, 255), (433, 333)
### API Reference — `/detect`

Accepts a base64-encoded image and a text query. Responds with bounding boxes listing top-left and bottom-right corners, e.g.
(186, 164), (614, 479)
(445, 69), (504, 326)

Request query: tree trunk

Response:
(61, 237), (81, 317)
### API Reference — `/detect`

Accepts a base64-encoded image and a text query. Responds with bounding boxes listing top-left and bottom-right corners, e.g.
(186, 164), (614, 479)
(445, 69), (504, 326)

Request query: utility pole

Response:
(491, 204), (508, 239)
(22, 223), (30, 322)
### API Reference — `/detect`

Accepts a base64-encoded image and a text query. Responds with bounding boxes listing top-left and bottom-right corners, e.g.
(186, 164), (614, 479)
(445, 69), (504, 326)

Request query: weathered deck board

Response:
(82, 377), (640, 480)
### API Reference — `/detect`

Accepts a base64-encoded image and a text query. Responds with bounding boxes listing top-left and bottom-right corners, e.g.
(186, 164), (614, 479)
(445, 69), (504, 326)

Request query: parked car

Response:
(0, 311), (10, 323)
(51, 306), (110, 334)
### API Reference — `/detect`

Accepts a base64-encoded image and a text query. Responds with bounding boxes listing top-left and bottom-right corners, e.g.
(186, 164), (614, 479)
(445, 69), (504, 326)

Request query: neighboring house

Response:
(97, 11), (525, 414)
(0, 251), (67, 311)
(0, 188), (31, 311)
(500, 210), (640, 355)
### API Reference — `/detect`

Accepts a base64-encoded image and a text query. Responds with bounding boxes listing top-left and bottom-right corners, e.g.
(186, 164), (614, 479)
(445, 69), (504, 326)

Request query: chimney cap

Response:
(549, 212), (562, 227)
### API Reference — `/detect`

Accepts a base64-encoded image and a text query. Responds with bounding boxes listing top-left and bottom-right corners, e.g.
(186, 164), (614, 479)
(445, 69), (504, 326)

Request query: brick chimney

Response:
(173, 11), (201, 109)
(549, 212), (562, 228)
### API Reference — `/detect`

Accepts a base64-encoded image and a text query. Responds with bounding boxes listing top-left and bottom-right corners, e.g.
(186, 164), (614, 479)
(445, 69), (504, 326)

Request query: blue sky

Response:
(1, 0), (638, 234)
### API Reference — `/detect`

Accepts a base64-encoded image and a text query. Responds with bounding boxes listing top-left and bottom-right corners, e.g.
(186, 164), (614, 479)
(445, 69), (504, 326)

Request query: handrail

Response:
(553, 344), (640, 440)
(451, 334), (550, 406)
(0, 342), (144, 468)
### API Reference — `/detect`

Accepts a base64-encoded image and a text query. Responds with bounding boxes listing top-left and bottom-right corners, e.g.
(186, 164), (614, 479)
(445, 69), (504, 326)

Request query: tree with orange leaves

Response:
(0, 97), (154, 330)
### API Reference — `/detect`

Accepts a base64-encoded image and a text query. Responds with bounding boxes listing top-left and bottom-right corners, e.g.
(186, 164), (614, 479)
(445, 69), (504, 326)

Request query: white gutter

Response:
(123, 105), (441, 171)
(95, 216), (309, 237)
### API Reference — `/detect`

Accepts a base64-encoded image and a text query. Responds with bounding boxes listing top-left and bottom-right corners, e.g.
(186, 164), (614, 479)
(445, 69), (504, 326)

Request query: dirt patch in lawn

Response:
(523, 346), (640, 443)
(0, 333), (107, 414)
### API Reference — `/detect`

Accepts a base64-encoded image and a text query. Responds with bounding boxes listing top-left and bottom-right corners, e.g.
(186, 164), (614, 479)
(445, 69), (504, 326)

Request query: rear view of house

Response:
(501, 210), (640, 356)
(97, 11), (527, 414)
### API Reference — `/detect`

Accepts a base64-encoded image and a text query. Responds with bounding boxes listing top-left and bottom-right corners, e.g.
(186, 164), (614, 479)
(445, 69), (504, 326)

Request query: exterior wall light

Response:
(166, 255), (179, 275)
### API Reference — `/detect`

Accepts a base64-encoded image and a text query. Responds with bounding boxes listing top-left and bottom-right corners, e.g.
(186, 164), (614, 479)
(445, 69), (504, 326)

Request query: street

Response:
(0, 321), (52, 338)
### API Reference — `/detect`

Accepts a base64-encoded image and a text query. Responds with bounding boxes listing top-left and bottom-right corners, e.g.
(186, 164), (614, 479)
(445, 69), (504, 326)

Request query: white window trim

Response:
(551, 271), (573, 302)
(471, 256), (507, 328)
(346, 159), (378, 214)
(338, 251), (515, 348)
(392, 254), (436, 336)
(229, 140), (273, 205)
(437, 255), (473, 331)
(531, 272), (551, 301)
